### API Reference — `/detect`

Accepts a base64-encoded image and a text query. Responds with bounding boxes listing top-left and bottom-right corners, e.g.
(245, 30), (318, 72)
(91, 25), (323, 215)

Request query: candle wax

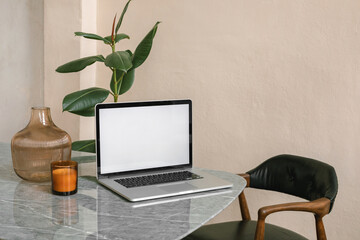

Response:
(52, 168), (77, 192)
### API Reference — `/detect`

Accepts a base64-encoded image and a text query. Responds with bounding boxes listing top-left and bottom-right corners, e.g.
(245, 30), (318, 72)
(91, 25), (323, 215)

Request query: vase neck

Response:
(29, 107), (54, 126)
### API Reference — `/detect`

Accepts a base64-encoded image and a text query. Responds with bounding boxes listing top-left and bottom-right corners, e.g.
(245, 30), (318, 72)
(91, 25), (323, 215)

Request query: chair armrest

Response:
(258, 197), (330, 220)
(254, 198), (331, 240)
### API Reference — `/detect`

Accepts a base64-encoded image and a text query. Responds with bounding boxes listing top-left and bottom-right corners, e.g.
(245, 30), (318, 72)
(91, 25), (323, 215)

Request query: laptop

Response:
(95, 99), (233, 202)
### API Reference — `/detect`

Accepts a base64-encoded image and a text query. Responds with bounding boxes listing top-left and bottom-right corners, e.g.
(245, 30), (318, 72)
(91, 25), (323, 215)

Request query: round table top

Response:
(0, 143), (246, 240)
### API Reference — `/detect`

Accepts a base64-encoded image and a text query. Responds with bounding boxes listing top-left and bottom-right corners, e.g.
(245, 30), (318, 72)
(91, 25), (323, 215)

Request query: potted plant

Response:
(56, 0), (160, 153)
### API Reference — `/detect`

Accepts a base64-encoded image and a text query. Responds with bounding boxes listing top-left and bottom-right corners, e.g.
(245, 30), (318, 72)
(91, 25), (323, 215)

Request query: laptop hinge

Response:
(99, 166), (193, 180)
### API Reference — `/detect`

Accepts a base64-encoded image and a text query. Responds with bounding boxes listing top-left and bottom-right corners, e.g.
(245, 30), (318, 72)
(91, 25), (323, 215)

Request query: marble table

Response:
(0, 143), (246, 240)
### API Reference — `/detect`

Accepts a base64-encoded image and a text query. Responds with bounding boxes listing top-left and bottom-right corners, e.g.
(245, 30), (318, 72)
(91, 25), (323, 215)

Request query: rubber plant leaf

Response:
(74, 32), (111, 44)
(69, 107), (96, 117)
(104, 33), (130, 44)
(62, 87), (109, 116)
(72, 140), (95, 153)
(105, 51), (132, 73)
(110, 68), (135, 95)
(56, 55), (105, 73)
(132, 22), (160, 69)
(115, 0), (132, 34)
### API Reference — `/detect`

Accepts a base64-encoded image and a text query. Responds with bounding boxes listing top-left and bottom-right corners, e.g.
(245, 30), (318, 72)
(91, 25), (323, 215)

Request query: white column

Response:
(44, 0), (82, 140)
(79, 0), (98, 140)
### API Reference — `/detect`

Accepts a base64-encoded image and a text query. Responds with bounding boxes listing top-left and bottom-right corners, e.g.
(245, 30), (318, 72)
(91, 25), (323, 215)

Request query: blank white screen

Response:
(99, 104), (190, 174)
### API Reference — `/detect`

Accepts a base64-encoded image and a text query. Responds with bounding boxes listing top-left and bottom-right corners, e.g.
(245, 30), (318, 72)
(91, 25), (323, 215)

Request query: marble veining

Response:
(0, 143), (246, 240)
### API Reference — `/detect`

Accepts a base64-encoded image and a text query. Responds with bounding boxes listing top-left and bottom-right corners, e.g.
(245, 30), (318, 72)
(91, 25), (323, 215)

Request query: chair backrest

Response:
(247, 154), (338, 212)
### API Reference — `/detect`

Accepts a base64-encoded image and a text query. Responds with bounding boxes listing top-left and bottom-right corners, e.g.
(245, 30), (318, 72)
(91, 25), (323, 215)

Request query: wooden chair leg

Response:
(254, 218), (265, 240)
(315, 215), (327, 240)
(239, 192), (251, 221)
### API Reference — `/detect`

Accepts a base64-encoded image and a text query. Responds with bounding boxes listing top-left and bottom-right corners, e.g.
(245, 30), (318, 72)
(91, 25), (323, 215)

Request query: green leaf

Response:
(56, 55), (105, 73)
(119, 68), (135, 95)
(110, 68), (135, 95)
(75, 32), (111, 44)
(63, 87), (109, 114)
(115, 0), (132, 34)
(72, 140), (95, 153)
(104, 33), (130, 44)
(105, 51), (132, 72)
(69, 107), (95, 117)
(132, 22), (160, 69)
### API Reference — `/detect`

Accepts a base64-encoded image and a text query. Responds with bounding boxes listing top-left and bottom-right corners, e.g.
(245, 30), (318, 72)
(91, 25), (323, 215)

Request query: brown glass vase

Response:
(11, 107), (72, 182)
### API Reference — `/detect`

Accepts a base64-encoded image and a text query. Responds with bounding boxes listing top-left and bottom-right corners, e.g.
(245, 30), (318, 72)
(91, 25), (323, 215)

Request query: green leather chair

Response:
(184, 154), (338, 240)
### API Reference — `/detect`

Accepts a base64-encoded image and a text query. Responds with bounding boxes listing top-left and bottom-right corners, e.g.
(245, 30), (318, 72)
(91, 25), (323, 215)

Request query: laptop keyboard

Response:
(115, 171), (202, 188)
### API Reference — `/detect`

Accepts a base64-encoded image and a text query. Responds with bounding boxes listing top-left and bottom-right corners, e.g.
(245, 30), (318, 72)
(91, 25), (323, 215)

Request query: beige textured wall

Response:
(0, 0), (44, 142)
(96, 0), (360, 239)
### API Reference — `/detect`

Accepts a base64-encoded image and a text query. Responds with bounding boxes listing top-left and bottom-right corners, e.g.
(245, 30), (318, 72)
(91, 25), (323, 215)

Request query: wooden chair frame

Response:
(238, 173), (331, 240)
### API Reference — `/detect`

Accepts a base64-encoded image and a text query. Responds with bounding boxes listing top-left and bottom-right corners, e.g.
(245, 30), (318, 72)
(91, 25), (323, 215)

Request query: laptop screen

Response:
(96, 100), (192, 175)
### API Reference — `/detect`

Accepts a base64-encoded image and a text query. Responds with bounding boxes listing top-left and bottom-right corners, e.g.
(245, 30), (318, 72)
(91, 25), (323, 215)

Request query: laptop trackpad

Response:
(159, 182), (197, 193)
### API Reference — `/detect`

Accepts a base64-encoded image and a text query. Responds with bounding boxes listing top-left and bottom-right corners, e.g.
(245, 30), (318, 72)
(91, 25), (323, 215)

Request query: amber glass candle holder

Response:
(51, 160), (78, 196)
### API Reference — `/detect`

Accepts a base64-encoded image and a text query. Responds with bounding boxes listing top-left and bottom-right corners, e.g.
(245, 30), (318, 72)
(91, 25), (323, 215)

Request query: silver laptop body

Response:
(95, 99), (233, 202)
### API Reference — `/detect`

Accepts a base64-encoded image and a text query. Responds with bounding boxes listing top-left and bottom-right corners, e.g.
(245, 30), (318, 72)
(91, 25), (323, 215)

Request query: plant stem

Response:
(111, 43), (118, 102)
(113, 69), (118, 102)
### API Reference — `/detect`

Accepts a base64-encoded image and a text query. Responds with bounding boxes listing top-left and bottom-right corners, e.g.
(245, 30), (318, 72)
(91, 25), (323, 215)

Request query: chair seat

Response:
(183, 220), (308, 240)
